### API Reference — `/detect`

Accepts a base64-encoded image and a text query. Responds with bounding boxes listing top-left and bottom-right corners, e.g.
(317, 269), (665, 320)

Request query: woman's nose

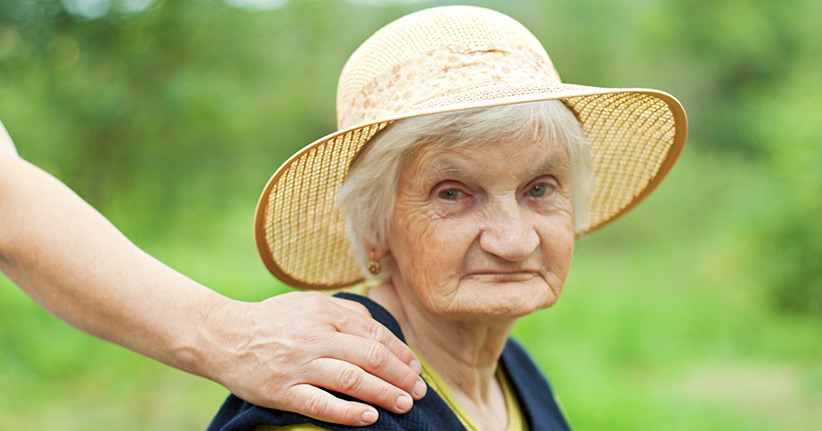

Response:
(478, 202), (539, 261)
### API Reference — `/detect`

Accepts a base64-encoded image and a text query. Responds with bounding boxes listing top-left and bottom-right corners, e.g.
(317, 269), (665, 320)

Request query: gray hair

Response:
(338, 100), (592, 281)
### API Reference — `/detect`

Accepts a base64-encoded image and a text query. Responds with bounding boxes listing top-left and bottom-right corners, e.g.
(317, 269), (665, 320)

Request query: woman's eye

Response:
(527, 183), (553, 198)
(439, 188), (464, 200)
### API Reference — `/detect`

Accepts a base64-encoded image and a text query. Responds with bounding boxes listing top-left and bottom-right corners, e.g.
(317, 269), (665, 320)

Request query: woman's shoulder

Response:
(501, 338), (570, 430)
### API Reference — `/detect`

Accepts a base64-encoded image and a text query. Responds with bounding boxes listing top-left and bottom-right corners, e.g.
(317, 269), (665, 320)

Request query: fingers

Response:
(206, 292), (428, 425)
(284, 384), (379, 426)
(330, 295), (373, 316)
(331, 331), (427, 403)
(303, 342), (422, 415)
(331, 297), (421, 369)
(327, 297), (427, 400)
(329, 297), (422, 371)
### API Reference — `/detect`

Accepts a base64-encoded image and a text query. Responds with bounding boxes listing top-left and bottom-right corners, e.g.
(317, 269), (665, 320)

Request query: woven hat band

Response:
(338, 42), (561, 129)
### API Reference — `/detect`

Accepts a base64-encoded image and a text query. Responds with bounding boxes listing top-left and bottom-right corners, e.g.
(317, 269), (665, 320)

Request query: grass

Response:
(1, 149), (820, 429)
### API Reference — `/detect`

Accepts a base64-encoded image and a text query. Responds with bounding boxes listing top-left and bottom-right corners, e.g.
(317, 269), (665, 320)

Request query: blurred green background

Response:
(1, 0), (820, 429)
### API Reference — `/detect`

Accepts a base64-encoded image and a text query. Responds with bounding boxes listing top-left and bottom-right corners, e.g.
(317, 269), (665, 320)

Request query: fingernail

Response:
(413, 379), (427, 399)
(362, 410), (377, 424)
(396, 394), (412, 411)
(410, 359), (422, 374)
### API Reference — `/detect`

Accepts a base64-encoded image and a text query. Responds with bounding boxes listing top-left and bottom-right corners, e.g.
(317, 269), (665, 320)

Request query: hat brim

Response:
(255, 84), (687, 289)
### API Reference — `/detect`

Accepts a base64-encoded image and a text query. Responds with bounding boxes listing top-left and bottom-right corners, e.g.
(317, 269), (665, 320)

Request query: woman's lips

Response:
(464, 271), (539, 282)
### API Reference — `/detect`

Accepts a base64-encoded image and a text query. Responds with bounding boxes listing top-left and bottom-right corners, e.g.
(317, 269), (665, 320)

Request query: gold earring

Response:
(367, 260), (381, 275)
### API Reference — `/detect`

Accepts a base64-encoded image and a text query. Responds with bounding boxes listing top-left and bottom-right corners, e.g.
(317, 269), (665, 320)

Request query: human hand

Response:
(0, 120), (19, 156)
(195, 291), (427, 426)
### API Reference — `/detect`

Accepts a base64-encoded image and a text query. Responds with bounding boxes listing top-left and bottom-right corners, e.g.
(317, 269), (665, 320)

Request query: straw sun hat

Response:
(254, 5), (688, 289)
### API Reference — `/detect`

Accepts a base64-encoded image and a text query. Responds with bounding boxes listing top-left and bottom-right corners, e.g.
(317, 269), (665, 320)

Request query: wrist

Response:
(180, 293), (240, 386)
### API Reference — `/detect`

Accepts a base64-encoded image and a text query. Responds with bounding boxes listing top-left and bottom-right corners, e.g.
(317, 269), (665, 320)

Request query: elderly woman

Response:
(210, 6), (686, 431)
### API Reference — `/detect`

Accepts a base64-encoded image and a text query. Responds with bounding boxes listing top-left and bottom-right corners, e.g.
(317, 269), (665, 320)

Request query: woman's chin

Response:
(430, 279), (561, 321)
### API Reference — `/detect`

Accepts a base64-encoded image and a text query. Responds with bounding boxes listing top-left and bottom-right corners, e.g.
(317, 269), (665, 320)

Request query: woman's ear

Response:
(361, 237), (389, 261)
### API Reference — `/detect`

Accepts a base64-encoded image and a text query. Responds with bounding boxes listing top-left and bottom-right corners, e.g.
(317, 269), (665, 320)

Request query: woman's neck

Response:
(368, 281), (514, 430)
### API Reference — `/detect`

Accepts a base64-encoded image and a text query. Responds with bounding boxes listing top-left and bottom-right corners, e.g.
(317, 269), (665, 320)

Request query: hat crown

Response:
(336, 6), (560, 129)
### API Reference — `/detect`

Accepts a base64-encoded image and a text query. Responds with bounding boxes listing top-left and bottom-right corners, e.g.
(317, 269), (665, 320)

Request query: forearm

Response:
(0, 121), (17, 156)
(0, 152), (426, 425)
(0, 154), (223, 376)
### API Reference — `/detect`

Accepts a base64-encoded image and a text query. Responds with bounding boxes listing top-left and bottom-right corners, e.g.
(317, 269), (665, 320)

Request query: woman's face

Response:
(386, 132), (576, 321)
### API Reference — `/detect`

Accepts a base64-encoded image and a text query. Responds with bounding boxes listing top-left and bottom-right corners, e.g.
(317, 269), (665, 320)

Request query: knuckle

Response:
(340, 405), (361, 425)
(376, 384), (397, 405)
(303, 294), (326, 314)
(338, 366), (363, 392)
(348, 301), (370, 315)
(365, 342), (389, 370)
(403, 372), (420, 390)
(367, 321), (387, 342)
(305, 392), (330, 418)
(305, 291), (329, 304)
(394, 367), (417, 388)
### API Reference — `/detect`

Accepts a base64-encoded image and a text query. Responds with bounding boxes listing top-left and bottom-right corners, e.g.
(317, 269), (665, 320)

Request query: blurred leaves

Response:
(2, 0), (365, 234)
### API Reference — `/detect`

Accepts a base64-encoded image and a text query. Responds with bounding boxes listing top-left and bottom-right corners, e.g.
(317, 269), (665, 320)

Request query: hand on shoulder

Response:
(193, 291), (426, 426)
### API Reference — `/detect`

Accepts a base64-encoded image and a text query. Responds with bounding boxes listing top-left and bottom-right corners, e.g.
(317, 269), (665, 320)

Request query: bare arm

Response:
(0, 122), (425, 425)
(0, 121), (17, 156)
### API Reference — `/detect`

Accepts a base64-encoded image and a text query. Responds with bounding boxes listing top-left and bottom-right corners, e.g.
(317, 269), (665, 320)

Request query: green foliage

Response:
(1, 0), (820, 429)
(754, 65), (822, 317)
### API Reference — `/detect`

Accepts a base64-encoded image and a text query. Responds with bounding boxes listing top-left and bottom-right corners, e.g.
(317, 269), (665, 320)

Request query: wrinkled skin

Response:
(385, 134), (575, 323)
(367, 132), (576, 430)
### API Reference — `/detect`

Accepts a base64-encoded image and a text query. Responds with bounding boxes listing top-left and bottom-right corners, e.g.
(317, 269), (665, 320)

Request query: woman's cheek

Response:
(411, 220), (470, 310)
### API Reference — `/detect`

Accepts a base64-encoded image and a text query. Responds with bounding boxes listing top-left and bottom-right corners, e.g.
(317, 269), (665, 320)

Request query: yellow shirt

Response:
(413, 349), (528, 431)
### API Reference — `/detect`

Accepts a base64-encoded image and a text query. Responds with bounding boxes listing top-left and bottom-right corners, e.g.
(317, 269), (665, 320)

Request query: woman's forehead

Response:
(405, 136), (570, 181)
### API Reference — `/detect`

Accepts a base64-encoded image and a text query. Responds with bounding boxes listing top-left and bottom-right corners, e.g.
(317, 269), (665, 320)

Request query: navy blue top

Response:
(208, 292), (570, 431)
